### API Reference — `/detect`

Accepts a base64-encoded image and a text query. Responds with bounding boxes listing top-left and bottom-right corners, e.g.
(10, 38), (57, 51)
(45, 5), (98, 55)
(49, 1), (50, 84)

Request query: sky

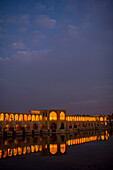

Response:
(0, 0), (113, 115)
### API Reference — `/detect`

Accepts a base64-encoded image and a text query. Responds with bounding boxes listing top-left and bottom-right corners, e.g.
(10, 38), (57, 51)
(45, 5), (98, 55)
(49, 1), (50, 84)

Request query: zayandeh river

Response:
(0, 130), (113, 170)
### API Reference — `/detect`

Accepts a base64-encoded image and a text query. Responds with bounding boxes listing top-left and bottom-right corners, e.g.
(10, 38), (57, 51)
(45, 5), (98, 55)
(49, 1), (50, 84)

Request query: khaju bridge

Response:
(0, 110), (108, 136)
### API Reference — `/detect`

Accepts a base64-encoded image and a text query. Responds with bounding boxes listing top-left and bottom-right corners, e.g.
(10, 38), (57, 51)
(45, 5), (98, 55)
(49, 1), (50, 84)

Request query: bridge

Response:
(0, 110), (108, 136)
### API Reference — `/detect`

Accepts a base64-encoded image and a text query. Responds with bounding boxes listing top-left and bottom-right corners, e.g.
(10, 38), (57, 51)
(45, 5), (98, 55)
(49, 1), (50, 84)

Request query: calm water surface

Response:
(0, 130), (113, 170)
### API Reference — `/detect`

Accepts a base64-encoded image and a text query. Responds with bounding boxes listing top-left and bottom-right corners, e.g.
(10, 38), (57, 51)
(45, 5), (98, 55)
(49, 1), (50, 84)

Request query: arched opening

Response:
(28, 115), (31, 121)
(36, 115), (39, 121)
(91, 123), (93, 127)
(9, 114), (14, 121)
(100, 117), (103, 121)
(77, 123), (80, 127)
(49, 111), (57, 121)
(4, 140), (10, 146)
(60, 123), (64, 129)
(49, 122), (57, 130)
(60, 143), (66, 154)
(0, 125), (2, 132)
(32, 115), (35, 121)
(24, 124), (30, 131)
(5, 124), (12, 132)
(74, 123), (77, 128)
(15, 124), (22, 131)
(0, 113), (4, 121)
(69, 124), (72, 129)
(40, 115), (42, 121)
(24, 138), (30, 144)
(49, 144), (57, 155)
(15, 114), (18, 121)
(40, 124), (45, 130)
(33, 123), (38, 130)
(60, 112), (65, 120)
(24, 114), (27, 121)
(15, 139), (21, 145)
(19, 114), (23, 121)
(5, 114), (9, 121)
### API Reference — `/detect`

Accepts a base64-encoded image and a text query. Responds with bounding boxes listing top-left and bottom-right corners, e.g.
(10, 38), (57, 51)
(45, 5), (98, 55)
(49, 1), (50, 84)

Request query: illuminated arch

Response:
(24, 124), (30, 130)
(70, 117), (72, 121)
(49, 144), (57, 155)
(15, 139), (21, 145)
(19, 114), (23, 121)
(18, 147), (22, 155)
(72, 116), (75, 121)
(104, 117), (107, 121)
(13, 148), (17, 156)
(5, 113), (9, 121)
(28, 115), (31, 121)
(100, 117), (103, 121)
(32, 115), (35, 121)
(0, 113), (4, 121)
(74, 117), (76, 121)
(15, 124), (21, 131)
(40, 124), (45, 130)
(49, 111), (57, 121)
(60, 112), (65, 120)
(40, 115), (42, 121)
(5, 124), (12, 131)
(9, 114), (14, 121)
(15, 114), (18, 121)
(67, 116), (70, 121)
(24, 114), (27, 121)
(36, 115), (39, 121)
(60, 143), (66, 154)
(8, 149), (12, 157)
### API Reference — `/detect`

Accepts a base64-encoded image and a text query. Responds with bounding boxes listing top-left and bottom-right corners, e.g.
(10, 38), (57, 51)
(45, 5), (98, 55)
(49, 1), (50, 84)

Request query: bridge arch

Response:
(40, 123), (45, 130)
(15, 114), (18, 121)
(50, 122), (57, 130)
(15, 124), (22, 131)
(33, 123), (38, 130)
(5, 113), (9, 121)
(49, 111), (57, 121)
(24, 124), (30, 130)
(19, 114), (23, 121)
(49, 144), (57, 155)
(60, 112), (65, 120)
(60, 122), (64, 129)
(69, 124), (72, 129)
(5, 124), (12, 131)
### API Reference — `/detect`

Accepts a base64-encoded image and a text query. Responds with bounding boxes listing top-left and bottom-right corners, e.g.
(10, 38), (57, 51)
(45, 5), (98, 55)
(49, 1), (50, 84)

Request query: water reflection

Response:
(0, 130), (109, 159)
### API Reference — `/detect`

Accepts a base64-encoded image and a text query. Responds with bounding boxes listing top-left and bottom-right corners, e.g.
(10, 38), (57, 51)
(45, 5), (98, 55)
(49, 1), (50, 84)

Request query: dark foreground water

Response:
(0, 130), (113, 170)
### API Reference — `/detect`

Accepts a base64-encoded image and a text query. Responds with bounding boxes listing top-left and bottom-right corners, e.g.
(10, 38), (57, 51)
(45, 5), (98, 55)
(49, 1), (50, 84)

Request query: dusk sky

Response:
(0, 0), (113, 115)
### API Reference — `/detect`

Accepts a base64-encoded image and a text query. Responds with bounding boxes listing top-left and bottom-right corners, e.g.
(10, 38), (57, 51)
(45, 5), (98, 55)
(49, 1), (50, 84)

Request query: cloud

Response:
(0, 57), (9, 62)
(12, 42), (26, 49)
(35, 15), (56, 28)
(12, 50), (39, 63)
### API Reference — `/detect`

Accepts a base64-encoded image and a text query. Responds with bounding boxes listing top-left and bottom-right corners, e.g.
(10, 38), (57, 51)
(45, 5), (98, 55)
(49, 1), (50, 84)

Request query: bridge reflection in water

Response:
(0, 130), (109, 159)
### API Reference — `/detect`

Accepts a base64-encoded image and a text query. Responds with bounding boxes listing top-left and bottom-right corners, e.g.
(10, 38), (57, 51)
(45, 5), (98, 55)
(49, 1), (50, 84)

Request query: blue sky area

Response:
(0, 0), (113, 115)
